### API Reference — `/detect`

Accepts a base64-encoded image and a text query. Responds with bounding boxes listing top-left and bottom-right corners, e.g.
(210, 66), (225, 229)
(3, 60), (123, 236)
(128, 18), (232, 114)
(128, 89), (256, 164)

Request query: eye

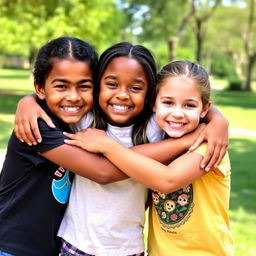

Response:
(185, 103), (197, 108)
(130, 85), (143, 92)
(79, 84), (93, 90)
(106, 82), (118, 88)
(162, 100), (173, 106)
(54, 84), (67, 89)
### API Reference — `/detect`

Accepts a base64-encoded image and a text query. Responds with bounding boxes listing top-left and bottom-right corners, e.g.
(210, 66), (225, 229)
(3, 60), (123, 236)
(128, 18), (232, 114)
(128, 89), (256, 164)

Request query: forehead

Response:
(49, 59), (92, 77)
(159, 76), (200, 95)
(102, 56), (146, 77)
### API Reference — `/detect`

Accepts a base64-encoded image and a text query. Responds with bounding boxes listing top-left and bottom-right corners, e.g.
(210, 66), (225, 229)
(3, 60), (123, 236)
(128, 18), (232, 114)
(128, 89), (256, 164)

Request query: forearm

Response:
(132, 134), (193, 164)
(101, 138), (204, 193)
(42, 144), (129, 185)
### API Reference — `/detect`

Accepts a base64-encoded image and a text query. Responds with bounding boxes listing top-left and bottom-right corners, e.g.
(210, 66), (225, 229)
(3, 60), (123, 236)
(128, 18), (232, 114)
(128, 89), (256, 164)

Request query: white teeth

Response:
(113, 105), (129, 110)
(170, 122), (183, 127)
(63, 106), (80, 112)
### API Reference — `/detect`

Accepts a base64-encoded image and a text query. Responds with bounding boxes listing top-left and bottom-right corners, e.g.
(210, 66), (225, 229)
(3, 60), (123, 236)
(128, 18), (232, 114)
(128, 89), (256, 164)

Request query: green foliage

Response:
(227, 79), (244, 91)
(210, 52), (237, 78)
(122, 0), (190, 42)
(0, 0), (126, 57)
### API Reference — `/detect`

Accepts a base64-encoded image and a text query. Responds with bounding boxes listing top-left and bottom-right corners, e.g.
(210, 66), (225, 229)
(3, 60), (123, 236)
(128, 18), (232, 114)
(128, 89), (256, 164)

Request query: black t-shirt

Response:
(0, 100), (74, 256)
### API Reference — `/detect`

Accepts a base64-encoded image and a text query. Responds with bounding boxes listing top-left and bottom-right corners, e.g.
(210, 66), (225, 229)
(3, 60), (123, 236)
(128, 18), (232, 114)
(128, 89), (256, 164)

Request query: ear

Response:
(200, 101), (212, 119)
(34, 81), (45, 100)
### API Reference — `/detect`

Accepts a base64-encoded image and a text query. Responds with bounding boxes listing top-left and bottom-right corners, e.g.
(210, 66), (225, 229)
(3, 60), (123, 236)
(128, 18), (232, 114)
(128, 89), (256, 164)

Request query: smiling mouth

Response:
(167, 121), (186, 130)
(111, 104), (131, 112)
(61, 106), (82, 113)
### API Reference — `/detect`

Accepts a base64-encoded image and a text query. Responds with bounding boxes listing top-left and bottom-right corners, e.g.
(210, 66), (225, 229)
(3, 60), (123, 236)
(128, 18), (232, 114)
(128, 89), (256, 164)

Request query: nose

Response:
(66, 88), (81, 101)
(171, 106), (184, 118)
(116, 88), (130, 100)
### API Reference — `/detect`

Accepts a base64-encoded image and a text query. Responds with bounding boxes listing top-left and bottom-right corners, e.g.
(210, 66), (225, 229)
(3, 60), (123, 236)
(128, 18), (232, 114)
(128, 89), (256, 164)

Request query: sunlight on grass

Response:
(0, 68), (34, 92)
(228, 135), (256, 256)
(230, 208), (256, 256)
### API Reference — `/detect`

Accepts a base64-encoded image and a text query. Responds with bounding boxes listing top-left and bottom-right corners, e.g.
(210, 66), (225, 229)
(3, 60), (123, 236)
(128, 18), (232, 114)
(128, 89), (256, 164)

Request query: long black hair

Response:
(92, 42), (157, 145)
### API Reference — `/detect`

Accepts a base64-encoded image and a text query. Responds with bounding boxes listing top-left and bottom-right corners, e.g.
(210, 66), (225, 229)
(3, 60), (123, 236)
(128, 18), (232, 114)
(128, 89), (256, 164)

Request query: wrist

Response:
(101, 137), (119, 155)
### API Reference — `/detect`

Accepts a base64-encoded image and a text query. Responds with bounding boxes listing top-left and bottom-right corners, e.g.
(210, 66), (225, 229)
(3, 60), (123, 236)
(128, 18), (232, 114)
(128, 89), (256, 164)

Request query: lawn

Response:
(0, 68), (256, 255)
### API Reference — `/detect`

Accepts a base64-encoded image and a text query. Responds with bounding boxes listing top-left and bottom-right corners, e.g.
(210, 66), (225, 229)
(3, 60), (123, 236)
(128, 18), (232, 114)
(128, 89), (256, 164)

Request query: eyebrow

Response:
(103, 75), (146, 85)
(51, 78), (93, 84)
(160, 96), (198, 102)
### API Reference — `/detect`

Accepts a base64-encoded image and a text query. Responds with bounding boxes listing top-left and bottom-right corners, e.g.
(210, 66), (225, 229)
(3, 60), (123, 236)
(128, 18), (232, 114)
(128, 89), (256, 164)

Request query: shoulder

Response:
(193, 143), (231, 177)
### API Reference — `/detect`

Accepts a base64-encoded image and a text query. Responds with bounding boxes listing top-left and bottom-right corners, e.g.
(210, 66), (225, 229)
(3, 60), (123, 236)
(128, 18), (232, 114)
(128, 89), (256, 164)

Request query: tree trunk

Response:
(168, 37), (179, 61)
(195, 20), (202, 63)
(245, 54), (256, 91)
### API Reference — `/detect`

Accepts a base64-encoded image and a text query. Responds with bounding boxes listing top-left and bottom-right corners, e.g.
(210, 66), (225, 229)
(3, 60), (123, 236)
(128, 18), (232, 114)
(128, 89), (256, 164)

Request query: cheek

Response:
(188, 110), (202, 123)
(155, 106), (169, 123)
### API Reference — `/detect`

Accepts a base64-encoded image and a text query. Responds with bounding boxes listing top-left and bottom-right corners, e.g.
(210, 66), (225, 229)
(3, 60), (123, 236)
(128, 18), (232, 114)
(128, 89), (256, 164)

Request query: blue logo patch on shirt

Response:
(52, 169), (72, 204)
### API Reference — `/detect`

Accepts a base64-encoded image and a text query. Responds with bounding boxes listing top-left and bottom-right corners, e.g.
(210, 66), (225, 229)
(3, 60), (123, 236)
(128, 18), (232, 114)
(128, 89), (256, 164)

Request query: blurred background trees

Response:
(0, 0), (255, 91)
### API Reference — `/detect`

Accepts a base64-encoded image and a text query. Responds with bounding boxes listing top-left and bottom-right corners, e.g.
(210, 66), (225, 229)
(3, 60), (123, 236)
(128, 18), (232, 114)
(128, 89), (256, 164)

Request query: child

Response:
(0, 37), (130, 256)
(13, 45), (229, 255)
(64, 60), (234, 256)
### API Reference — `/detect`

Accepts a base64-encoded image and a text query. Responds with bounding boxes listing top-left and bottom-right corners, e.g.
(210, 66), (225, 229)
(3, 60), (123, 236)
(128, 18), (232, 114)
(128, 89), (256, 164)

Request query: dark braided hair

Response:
(33, 36), (98, 87)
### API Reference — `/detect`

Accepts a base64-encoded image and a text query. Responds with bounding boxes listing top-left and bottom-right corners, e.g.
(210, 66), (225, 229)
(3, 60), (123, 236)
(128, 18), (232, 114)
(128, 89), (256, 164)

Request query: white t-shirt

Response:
(58, 113), (163, 256)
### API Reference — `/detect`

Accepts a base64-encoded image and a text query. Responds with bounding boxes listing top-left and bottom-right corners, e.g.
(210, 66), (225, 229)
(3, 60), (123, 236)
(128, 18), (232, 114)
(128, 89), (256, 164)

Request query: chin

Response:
(165, 130), (186, 138)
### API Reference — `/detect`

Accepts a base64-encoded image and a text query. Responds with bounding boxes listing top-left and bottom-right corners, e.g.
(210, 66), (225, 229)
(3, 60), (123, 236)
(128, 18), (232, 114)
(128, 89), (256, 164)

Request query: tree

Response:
(191, 0), (221, 63)
(0, 0), (125, 63)
(121, 0), (194, 62)
(168, 0), (196, 61)
(244, 0), (256, 91)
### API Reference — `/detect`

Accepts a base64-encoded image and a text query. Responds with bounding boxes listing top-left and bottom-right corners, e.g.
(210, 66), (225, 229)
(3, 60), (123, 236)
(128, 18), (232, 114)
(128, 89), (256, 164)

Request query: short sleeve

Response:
(193, 143), (231, 177)
(35, 119), (69, 153)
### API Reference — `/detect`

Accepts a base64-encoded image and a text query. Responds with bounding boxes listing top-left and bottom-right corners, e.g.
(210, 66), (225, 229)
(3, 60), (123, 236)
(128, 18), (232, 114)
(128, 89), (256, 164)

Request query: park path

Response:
(0, 129), (256, 172)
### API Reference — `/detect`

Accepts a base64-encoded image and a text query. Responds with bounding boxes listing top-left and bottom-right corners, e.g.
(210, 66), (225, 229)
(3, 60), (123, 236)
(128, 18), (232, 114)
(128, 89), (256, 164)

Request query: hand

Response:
(14, 95), (55, 145)
(64, 128), (109, 153)
(189, 119), (229, 171)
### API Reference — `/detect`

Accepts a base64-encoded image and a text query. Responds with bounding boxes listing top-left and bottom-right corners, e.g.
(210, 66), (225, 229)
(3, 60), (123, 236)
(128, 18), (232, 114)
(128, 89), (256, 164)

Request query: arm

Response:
(41, 143), (128, 184)
(14, 94), (55, 145)
(41, 123), (205, 185)
(41, 126), (203, 185)
(189, 105), (229, 171)
(64, 129), (206, 193)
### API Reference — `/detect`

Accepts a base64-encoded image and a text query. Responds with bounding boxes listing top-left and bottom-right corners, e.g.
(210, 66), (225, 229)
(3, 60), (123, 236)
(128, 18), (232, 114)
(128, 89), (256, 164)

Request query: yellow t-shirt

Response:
(148, 143), (234, 256)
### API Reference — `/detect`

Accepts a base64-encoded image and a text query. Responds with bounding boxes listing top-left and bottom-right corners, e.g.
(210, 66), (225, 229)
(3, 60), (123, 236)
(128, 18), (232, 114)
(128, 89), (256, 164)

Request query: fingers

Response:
(201, 141), (228, 171)
(40, 112), (55, 129)
(63, 132), (78, 139)
(189, 134), (205, 151)
(201, 143), (217, 171)
(213, 146), (228, 168)
(14, 118), (37, 145)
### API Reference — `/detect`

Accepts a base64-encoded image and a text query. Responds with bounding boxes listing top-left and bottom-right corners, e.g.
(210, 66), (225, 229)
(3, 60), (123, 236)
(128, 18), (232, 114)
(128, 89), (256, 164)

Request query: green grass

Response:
(0, 68), (256, 255)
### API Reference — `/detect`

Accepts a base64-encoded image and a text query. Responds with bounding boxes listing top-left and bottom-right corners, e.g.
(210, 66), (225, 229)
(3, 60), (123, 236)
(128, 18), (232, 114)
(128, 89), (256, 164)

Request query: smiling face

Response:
(98, 56), (148, 127)
(154, 76), (211, 138)
(35, 59), (94, 124)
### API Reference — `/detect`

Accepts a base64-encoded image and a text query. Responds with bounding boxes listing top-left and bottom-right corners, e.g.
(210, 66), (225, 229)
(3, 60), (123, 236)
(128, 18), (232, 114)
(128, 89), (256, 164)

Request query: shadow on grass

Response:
(213, 90), (256, 109)
(229, 137), (256, 213)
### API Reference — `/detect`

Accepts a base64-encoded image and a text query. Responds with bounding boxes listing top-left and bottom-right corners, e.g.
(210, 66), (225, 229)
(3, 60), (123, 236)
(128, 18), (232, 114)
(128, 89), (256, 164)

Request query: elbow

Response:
(156, 181), (179, 194)
(92, 171), (116, 185)
(95, 175), (113, 185)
